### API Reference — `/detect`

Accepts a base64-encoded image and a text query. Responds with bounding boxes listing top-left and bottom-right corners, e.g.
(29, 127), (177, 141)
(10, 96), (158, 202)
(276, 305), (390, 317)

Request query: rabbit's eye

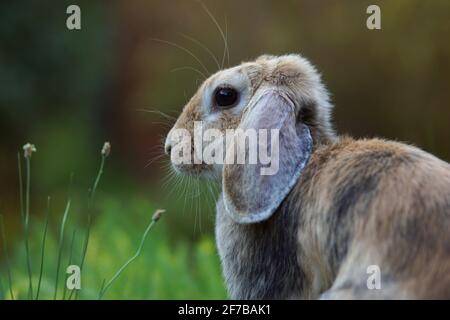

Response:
(214, 87), (239, 108)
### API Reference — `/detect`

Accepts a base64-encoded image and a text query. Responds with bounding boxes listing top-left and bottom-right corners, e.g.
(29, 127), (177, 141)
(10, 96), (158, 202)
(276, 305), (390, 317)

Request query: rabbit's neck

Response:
(215, 192), (313, 299)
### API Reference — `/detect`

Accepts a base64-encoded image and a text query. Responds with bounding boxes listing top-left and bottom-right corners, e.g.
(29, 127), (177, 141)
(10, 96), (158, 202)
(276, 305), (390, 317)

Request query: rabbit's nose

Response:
(165, 143), (172, 155)
(164, 136), (173, 155)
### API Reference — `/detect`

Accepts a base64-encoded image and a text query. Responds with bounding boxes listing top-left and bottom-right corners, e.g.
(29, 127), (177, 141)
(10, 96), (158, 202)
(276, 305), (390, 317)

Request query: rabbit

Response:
(164, 54), (450, 299)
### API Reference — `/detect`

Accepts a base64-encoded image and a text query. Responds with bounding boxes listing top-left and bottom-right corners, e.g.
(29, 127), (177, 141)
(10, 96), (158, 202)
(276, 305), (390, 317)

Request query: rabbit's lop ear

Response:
(222, 89), (313, 224)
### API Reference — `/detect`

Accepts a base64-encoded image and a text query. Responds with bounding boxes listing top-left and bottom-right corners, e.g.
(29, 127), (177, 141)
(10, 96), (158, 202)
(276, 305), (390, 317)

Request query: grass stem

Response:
(0, 214), (15, 300)
(98, 211), (162, 299)
(35, 196), (51, 300)
(72, 154), (106, 300)
(25, 155), (34, 299)
(90, 156), (105, 207)
(53, 199), (71, 299)
(18, 153), (34, 299)
(62, 229), (77, 300)
(0, 274), (4, 300)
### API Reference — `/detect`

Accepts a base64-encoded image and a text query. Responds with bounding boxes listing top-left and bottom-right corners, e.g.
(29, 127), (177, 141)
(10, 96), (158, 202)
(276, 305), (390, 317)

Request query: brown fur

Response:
(294, 137), (450, 298)
(165, 54), (450, 299)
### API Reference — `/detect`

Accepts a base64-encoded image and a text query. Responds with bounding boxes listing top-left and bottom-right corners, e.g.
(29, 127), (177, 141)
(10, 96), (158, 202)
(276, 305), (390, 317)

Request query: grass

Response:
(97, 209), (164, 299)
(0, 143), (227, 300)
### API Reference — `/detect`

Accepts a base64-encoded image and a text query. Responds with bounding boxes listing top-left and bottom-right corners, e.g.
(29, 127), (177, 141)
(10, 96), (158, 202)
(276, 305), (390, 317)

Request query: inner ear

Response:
(222, 90), (313, 224)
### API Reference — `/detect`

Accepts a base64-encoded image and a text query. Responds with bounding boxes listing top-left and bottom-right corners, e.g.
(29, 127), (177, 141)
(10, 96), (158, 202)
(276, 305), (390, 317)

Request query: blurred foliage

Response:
(1, 0), (450, 299)
(0, 195), (226, 299)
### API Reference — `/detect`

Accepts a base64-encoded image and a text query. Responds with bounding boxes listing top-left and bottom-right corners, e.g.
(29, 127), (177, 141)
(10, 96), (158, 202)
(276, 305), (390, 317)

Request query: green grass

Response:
(0, 144), (227, 300)
(1, 196), (226, 300)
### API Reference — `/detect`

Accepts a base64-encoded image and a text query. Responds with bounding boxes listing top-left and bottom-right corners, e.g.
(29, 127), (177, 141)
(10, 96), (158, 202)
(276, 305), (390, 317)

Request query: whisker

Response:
(161, 171), (176, 191)
(145, 153), (166, 168)
(198, 1), (229, 69)
(181, 176), (189, 218)
(150, 121), (174, 128)
(196, 78), (203, 87)
(196, 180), (202, 234)
(190, 177), (198, 234)
(135, 108), (177, 121)
(151, 38), (210, 76)
(170, 66), (207, 80)
(206, 181), (219, 219)
(169, 175), (185, 201)
(224, 16), (230, 66)
(178, 32), (221, 70)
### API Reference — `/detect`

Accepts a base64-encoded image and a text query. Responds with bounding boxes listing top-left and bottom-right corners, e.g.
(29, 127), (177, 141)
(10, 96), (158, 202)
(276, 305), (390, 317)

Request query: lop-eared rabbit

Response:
(164, 54), (450, 299)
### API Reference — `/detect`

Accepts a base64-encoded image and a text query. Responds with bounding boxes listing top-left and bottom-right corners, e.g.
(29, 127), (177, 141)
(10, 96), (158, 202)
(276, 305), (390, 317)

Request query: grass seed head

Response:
(23, 143), (37, 158)
(152, 209), (165, 222)
(101, 142), (111, 157)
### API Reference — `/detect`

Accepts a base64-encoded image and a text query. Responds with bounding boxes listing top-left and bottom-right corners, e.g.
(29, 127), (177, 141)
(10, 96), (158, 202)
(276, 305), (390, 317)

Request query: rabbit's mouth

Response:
(171, 162), (219, 180)
(165, 129), (223, 179)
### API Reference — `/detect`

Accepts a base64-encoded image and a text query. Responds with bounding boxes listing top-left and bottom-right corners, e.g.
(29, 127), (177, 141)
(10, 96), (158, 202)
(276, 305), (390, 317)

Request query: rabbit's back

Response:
(305, 137), (450, 299)
(216, 137), (450, 299)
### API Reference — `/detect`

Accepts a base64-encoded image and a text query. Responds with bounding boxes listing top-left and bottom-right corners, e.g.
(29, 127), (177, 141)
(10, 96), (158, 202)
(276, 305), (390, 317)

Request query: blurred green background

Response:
(0, 0), (449, 299)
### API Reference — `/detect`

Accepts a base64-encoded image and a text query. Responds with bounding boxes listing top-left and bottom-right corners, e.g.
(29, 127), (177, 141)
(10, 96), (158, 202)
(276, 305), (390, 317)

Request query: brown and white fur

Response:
(164, 54), (450, 299)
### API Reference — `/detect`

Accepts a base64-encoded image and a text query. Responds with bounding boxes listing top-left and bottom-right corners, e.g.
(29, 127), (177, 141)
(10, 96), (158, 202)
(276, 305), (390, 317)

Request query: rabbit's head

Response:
(165, 54), (335, 223)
